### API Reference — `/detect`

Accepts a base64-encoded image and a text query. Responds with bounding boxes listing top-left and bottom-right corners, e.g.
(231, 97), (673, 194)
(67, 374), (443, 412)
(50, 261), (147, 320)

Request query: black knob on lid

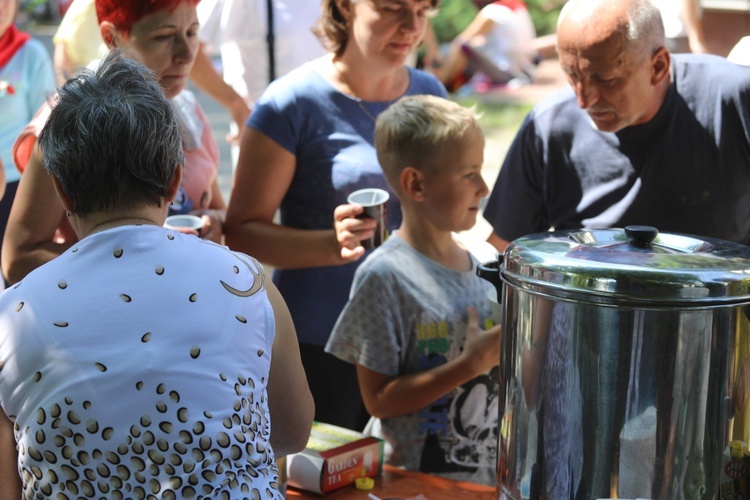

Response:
(625, 225), (659, 248)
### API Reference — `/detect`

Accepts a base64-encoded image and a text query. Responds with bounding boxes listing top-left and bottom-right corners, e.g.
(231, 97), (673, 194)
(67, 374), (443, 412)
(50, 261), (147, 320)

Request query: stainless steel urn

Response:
(480, 226), (750, 499)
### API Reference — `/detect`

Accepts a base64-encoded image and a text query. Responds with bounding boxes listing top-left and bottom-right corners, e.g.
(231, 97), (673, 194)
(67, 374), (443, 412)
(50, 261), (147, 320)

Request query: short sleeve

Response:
(326, 269), (403, 377)
(195, 99), (220, 174)
(483, 112), (548, 242)
(13, 101), (53, 174)
(246, 84), (300, 154)
(407, 67), (449, 99)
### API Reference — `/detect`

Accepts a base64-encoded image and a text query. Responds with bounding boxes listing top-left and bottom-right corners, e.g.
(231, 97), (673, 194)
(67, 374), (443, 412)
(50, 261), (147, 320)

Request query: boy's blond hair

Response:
(374, 95), (482, 190)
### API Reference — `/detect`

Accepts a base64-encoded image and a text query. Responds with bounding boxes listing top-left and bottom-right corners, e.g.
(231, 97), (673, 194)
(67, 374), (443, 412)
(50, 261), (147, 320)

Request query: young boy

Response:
(325, 95), (502, 486)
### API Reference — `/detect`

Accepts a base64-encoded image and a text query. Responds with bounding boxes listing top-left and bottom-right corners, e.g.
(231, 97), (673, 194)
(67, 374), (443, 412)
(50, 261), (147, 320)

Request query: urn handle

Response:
(476, 254), (505, 296)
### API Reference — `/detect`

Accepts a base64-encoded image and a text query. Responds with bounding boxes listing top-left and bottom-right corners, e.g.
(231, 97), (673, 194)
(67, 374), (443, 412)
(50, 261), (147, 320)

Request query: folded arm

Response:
(2, 146), (74, 284)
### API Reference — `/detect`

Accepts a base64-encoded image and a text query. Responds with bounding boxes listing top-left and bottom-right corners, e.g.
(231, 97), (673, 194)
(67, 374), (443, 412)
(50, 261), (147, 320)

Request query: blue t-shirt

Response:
(0, 37), (55, 184)
(248, 63), (447, 346)
(484, 54), (750, 245)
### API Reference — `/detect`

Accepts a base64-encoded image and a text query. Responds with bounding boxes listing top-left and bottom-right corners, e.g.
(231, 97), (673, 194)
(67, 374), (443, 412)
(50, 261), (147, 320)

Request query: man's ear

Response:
(400, 166), (425, 201)
(100, 21), (122, 49)
(166, 165), (184, 203)
(651, 46), (670, 86)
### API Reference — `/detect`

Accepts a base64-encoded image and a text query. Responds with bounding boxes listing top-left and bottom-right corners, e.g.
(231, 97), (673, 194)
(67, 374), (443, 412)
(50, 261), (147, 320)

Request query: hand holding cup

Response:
(333, 204), (376, 263)
(346, 188), (389, 250)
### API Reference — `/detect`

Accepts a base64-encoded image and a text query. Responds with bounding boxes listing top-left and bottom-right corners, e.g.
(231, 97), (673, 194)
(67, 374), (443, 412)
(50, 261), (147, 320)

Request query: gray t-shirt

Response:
(325, 233), (498, 486)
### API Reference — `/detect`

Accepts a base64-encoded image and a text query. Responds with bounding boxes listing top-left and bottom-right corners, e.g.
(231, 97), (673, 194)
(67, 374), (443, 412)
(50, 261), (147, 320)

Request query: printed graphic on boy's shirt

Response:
(415, 318), (499, 475)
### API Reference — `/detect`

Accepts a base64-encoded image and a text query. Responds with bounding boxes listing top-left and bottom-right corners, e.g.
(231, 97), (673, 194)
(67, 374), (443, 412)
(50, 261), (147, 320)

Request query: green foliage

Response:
(432, 0), (478, 43)
(524, 0), (566, 36)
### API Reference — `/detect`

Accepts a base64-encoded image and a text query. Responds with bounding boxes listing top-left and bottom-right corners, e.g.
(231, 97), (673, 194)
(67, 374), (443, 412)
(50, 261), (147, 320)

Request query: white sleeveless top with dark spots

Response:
(0, 225), (280, 499)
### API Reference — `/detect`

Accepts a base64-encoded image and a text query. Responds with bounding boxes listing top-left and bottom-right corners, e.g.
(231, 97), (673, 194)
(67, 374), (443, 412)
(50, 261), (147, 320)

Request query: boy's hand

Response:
(461, 307), (501, 377)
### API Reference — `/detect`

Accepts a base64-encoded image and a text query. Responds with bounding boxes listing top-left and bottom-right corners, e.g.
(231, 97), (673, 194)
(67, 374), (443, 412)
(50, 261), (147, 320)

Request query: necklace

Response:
(334, 61), (398, 124)
(355, 100), (379, 124)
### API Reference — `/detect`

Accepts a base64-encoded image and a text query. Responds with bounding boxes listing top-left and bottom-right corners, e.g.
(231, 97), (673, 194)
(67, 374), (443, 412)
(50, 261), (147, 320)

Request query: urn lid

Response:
(502, 226), (750, 305)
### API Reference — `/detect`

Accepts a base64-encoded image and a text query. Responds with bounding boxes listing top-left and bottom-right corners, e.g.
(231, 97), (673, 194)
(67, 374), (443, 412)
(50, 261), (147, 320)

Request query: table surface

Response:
(286, 465), (496, 499)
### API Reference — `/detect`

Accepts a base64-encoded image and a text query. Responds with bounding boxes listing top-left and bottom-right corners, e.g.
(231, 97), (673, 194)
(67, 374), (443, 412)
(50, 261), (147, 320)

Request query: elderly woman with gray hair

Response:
(0, 52), (313, 499)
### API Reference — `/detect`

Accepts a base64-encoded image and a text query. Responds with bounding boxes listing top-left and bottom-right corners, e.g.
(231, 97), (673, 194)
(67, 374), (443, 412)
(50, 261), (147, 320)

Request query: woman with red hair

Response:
(2, 0), (226, 285)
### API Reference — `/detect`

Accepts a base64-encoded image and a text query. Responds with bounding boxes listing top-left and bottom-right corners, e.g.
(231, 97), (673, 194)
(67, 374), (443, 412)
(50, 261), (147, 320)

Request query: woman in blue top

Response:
(225, 0), (447, 430)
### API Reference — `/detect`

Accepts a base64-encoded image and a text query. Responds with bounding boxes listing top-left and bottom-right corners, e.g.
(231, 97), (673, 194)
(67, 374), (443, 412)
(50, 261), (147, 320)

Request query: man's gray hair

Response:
(558, 0), (666, 57)
(38, 51), (184, 217)
(627, 0), (666, 54)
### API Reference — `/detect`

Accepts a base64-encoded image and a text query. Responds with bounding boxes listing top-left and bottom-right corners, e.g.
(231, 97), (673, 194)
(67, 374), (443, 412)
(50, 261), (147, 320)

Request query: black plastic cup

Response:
(347, 188), (390, 249)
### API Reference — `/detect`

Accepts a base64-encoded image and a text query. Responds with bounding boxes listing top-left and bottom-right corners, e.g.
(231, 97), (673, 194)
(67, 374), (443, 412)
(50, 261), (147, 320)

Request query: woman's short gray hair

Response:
(38, 51), (184, 217)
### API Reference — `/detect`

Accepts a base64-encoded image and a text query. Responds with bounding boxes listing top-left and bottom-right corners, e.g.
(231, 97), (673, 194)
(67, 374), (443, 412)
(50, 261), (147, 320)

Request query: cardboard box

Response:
(720, 440), (750, 498)
(286, 422), (384, 494)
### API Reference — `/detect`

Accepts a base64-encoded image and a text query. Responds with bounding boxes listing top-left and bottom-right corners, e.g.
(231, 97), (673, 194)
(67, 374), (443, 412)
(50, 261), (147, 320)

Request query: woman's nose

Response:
(174, 35), (196, 65)
(399, 9), (419, 33)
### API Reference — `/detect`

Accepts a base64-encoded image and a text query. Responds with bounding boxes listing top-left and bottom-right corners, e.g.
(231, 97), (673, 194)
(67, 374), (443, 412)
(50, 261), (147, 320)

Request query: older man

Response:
(484, 0), (750, 251)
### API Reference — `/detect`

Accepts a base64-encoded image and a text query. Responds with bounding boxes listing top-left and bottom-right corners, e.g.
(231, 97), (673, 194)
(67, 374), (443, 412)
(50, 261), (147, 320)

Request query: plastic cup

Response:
(347, 188), (389, 249)
(165, 214), (204, 235)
